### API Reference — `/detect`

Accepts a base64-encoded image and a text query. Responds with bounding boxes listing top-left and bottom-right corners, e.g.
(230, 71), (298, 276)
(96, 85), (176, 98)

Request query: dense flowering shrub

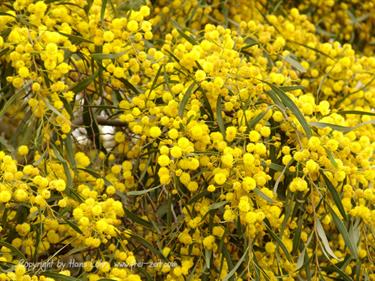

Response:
(0, 0), (374, 281)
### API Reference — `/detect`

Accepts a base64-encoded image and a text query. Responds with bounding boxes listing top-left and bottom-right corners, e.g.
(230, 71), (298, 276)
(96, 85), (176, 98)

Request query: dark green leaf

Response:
(129, 233), (167, 262)
(70, 72), (98, 94)
(247, 110), (269, 132)
(63, 217), (83, 235)
(124, 207), (153, 229)
(101, 0), (108, 22)
(172, 22), (198, 45)
(223, 246), (249, 281)
(327, 205), (358, 259)
(0, 241), (26, 261)
(310, 120), (375, 133)
(179, 82), (197, 117)
(216, 95), (225, 136)
(267, 83), (312, 138)
(263, 221), (292, 261)
(322, 173), (347, 220)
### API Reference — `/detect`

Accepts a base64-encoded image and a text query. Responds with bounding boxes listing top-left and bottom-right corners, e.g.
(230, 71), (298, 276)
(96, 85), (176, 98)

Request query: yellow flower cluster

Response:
(0, 0), (374, 281)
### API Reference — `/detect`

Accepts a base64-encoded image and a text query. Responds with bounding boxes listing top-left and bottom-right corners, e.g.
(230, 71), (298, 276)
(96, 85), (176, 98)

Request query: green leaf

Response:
(265, 88), (284, 109)
(127, 185), (161, 196)
(208, 201), (228, 211)
(279, 85), (305, 92)
(148, 64), (163, 97)
(64, 134), (76, 169)
(172, 21), (198, 45)
(216, 95), (225, 136)
(62, 217), (83, 235)
(118, 77), (141, 95)
(267, 83), (312, 138)
(58, 32), (93, 44)
(0, 88), (24, 119)
(247, 109), (269, 132)
(337, 110), (375, 117)
(179, 82), (197, 117)
(129, 233), (168, 262)
(241, 37), (258, 50)
(0, 241), (26, 261)
(124, 207), (153, 229)
(223, 246), (249, 281)
(92, 51), (126, 60)
(316, 219), (339, 260)
(284, 54), (306, 73)
(70, 72), (98, 94)
(101, 0), (108, 22)
(296, 248), (305, 270)
(263, 221), (292, 261)
(51, 144), (83, 203)
(118, 0), (146, 11)
(204, 249), (212, 269)
(82, 95), (103, 150)
(310, 120), (375, 133)
(254, 188), (274, 203)
(322, 172), (347, 220)
(327, 205), (358, 259)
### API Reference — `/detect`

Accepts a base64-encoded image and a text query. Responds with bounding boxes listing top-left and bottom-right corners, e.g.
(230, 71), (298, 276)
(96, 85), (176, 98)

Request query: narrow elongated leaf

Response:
(265, 89), (284, 109)
(268, 84), (312, 138)
(204, 249), (212, 269)
(208, 201), (228, 211)
(0, 241), (26, 261)
(0, 88), (24, 119)
(148, 64), (163, 97)
(247, 109), (269, 131)
(172, 21), (198, 45)
(327, 205), (358, 259)
(263, 221), (292, 261)
(284, 54), (306, 73)
(223, 246), (249, 281)
(296, 248), (305, 270)
(322, 173), (347, 220)
(216, 95), (225, 136)
(63, 217), (83, 235)
(310, 120), (375, 133)
(129, 233), (167, 262)
(70, 72), (98, 94)
(119, 78), (140, 95)
(241, 37), (258, 50)
(316, 219), (339, 260)
(337, 110), (375, 116)
(92, 51), (126, 60)
(58, 32), (93, 44)
(279, 85), (305, 91)
(179, 83), (197, 117)
(254, 188), (274, 203)
(124, 207), (153, 229)
(100, 0), (107, 22)
(127, 185), (161, 196)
